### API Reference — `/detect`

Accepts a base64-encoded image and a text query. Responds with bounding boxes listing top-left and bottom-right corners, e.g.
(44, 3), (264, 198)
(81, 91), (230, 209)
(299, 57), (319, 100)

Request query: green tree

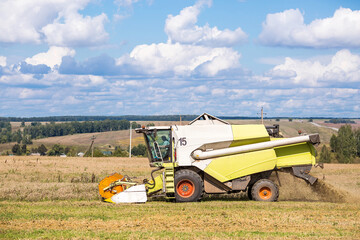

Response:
(0, 134), (7, 144)
(319, 145), (331, 163)
(131, 144), (147, 157)
(22, 134), (33, 144)
(21, 144), (27, 155)
(12, 130), (22, 144)
(288, 118), (293, 122)
(38, 144), (47, 156)
(93, 148), (105, 157)
(113, 146), (128, 157)
(330, 125), (356, 163)
(355, 128), (360, 157)
(12, 144), (21, 155)
(131, 122), (141, 129)
(330, 134), (338, 152)
(84, 148), (104, 157)
(48, 144), (64, 156)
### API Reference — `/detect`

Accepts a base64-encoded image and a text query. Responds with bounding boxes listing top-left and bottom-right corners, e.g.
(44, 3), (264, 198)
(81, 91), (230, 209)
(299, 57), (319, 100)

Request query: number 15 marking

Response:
(179, 137), (187, 146)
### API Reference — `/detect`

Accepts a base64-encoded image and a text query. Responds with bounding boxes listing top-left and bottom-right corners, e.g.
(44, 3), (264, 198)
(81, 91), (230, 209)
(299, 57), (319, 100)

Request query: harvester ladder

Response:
(163, 163), (175, 198)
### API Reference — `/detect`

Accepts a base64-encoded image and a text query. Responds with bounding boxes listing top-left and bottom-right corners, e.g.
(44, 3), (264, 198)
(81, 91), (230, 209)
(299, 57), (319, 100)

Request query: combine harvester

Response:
(99, 113), (320, 203)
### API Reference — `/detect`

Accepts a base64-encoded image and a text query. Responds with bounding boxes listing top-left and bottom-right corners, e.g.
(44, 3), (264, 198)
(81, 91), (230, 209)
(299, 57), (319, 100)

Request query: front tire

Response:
(251, 179), (279, 202)
(175, 169), (203, 202)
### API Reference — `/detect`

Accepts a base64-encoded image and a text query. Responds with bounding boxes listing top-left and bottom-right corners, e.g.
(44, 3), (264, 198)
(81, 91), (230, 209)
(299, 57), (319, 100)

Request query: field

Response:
(1, 156), (360, 239)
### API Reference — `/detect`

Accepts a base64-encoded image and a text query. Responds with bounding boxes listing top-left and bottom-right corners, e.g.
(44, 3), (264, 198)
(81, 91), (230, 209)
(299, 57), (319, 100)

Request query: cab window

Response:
(145, 129), (171, 162)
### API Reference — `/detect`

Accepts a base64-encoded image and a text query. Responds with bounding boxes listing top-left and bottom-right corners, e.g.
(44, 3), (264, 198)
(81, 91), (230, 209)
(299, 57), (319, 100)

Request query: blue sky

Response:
(0, 0), (359, 117)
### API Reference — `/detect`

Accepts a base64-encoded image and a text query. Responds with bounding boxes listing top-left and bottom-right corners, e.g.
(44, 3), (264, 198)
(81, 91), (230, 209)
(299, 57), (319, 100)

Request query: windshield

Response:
(145, 129), (171, 163)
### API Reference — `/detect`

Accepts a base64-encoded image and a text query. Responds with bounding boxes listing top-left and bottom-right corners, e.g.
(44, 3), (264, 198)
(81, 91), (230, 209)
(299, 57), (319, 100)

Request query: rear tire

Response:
(175, 169), (203, 202)
(247, 185), (253, 200)
(251, 179), (279, 202)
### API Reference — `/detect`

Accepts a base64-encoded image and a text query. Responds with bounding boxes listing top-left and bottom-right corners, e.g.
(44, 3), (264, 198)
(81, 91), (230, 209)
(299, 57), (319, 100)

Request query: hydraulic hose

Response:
(144, 167), (163, 189)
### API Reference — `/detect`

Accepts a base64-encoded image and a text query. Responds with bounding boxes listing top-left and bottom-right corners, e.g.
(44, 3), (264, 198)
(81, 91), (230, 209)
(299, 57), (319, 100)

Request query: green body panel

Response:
(204, 142), (316, 183)
(229, 125), (270, 147)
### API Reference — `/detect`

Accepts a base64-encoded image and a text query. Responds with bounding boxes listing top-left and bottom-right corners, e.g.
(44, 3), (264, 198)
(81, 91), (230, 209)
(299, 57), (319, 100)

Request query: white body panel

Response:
(192, 159), (213, 170)
(110, 184), (147, 203)
(173, 125), (233, 166)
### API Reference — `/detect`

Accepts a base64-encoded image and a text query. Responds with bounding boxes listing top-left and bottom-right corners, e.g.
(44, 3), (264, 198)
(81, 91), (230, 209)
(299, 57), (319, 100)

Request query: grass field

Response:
(1, 200), (359, 239)
(0, 156), (359, 239)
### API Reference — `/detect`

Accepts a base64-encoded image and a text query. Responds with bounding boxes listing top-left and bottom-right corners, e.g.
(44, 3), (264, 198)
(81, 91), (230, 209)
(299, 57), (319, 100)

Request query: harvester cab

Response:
(141, 126), (172, 166)
(99, 113), (320, 203)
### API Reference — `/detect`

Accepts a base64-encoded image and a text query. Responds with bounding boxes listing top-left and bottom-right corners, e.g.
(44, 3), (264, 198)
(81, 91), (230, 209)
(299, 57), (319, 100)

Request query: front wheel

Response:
(251, 179), (279, 202)
(175, 169), (203, 202)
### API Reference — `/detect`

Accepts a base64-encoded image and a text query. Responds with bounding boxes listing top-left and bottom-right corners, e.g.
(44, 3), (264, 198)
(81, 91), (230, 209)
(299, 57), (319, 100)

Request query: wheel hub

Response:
(259, 187), (272, 200)
(177, 179), (195, 198)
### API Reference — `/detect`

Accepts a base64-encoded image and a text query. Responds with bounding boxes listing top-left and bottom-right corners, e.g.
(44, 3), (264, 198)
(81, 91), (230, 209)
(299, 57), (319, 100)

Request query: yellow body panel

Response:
(146, 175), (164, 195)
(275, 142), (316, 167)
(204, 149), (277, 182)
(230, 125), (270, 147)
(204, 141), (317, 183)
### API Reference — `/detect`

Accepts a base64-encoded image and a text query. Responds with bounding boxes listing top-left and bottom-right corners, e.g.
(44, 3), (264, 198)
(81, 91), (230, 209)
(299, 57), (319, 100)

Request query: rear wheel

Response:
(175, 169), (203, 202)
(251, 179), (279, 202)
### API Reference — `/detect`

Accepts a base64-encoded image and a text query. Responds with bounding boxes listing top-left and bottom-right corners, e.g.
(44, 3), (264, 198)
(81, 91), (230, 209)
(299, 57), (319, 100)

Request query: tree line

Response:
(0, 119), (140, 144)
(23, 120), (133, 139)
(9, 143), (147, 158)
(319, 125), (360, 163)
(325, 119), (356, 124)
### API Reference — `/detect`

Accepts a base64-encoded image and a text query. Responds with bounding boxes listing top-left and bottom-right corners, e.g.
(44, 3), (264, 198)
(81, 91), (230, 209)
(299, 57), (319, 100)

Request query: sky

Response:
(0, 0), (360, 118)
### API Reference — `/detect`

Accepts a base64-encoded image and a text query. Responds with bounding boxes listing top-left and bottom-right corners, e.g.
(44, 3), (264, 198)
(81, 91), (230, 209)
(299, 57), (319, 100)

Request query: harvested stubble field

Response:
(0, 156), (360, 239)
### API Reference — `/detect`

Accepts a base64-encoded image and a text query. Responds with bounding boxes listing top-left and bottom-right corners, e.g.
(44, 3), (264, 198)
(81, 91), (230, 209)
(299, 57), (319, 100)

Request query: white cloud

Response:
(211, 88), (226, 96)
(0, 56), (6, 67)
(0, 0), (108, 47)
(70, 75), (108, 87)
(165, 0), (247, 47)
(116, 101), (124, 108)
(114, 0), (139, 7)
(259, 8), (360, 48)
(267, 49), (360, 86)
(0, 74), (35, 85)
(42, 13), (108, 47)
(19, 89), (47, 99)
(25, 46), (75, 68)
(88, 75), (107, 85)
(113, 0), (243, 77)
(117, 42), (241, 76)
(62, 96), (81, 104)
